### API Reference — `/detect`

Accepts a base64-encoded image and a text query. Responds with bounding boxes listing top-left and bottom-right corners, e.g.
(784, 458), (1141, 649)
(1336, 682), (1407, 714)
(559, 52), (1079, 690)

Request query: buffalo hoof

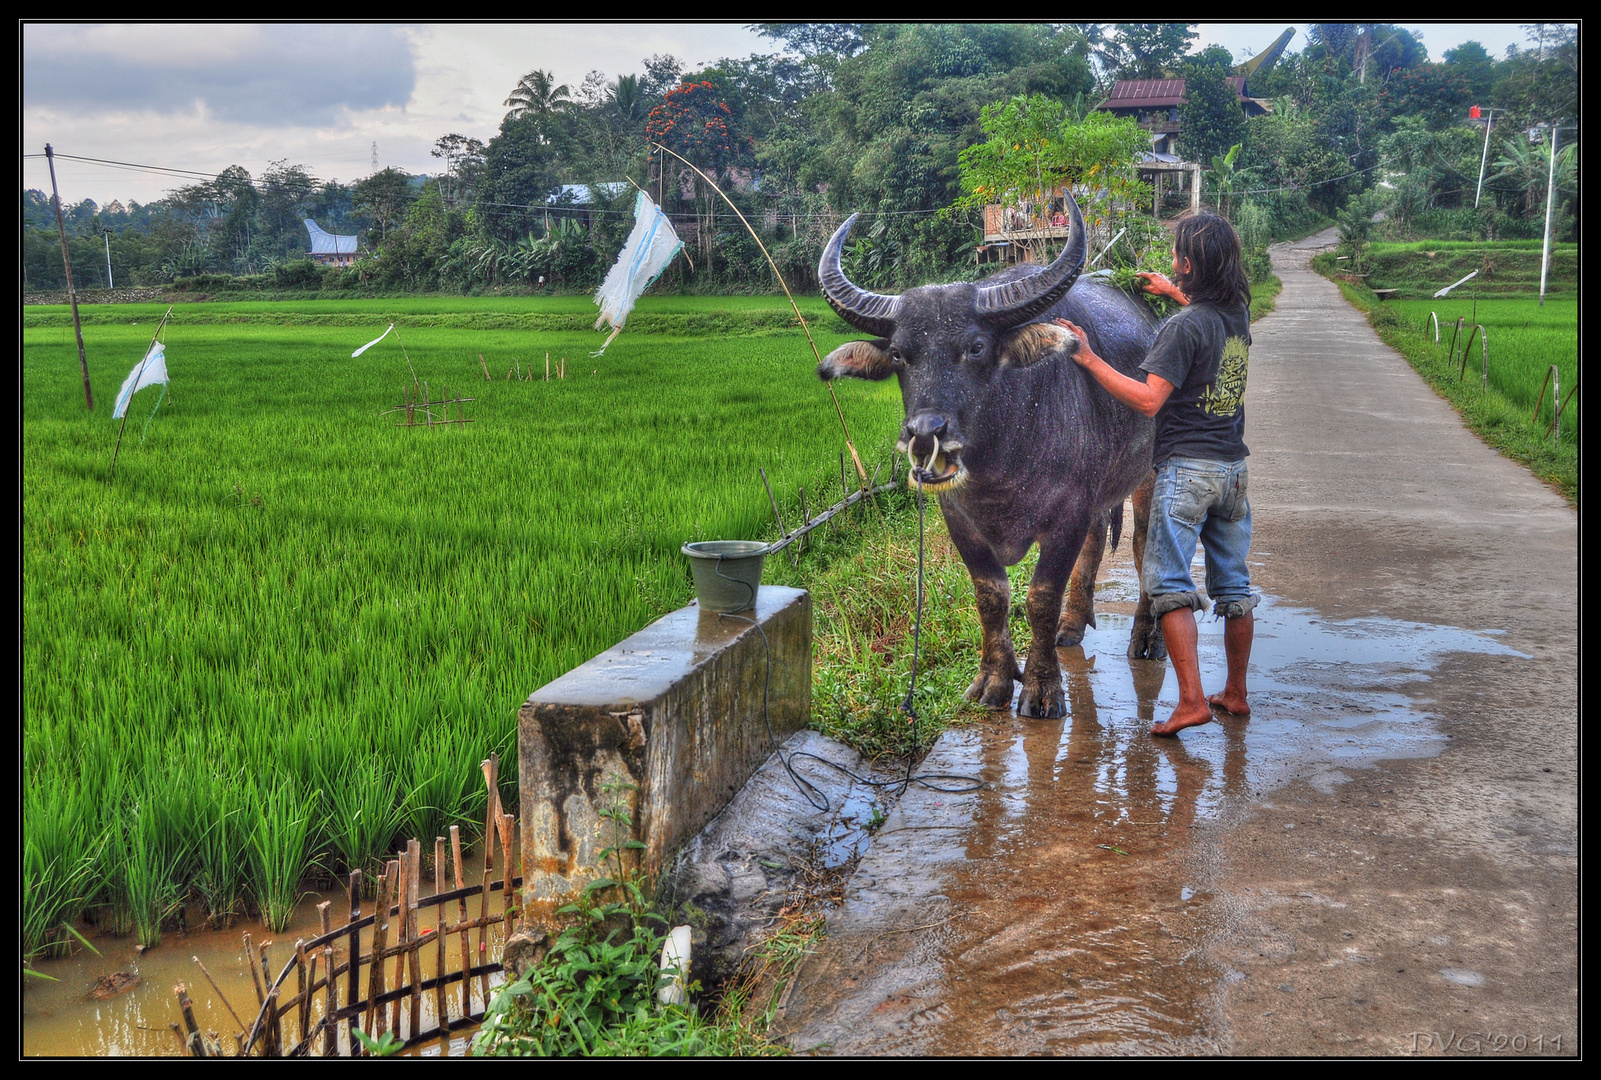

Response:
(967, 668), (1018, 709)
(1128, 623), (1168, 661)
(1016, 678), (1065, 719)
(1056, 625), (1086, 648)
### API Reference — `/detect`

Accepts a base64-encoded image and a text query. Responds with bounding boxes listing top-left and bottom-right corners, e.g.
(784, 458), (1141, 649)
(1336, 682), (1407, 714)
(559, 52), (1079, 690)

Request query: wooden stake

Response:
(345, 870), (361, 1054)
(434, 836), (449, 1034)
(192, 955), (249, 1034)
(479, 353), (491, 381)
(759, 467), (786, 538)
(451, 825), (471, 1018)
(176, 984), (208, 1057)
(545, 352), (550, 380)
(45, 145), (93, 411)
(390, 854), (408, 1036)
(407, 839), (423, 1041)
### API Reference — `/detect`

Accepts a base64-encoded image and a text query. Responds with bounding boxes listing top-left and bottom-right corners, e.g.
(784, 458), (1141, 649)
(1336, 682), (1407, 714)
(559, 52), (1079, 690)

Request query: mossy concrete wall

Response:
(516, 586), (810, 929)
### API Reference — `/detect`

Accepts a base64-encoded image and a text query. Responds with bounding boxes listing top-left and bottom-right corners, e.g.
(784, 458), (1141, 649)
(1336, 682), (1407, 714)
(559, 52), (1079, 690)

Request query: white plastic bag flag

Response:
(113, 342), (169, 418)
(592, 191), (684, 355)
(352, 323), (394, 357)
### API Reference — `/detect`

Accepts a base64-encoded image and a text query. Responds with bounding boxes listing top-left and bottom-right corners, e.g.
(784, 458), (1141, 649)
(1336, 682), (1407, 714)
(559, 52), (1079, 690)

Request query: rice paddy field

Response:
(22, 295), (904, 960)
(1357, 293), (1578, 503)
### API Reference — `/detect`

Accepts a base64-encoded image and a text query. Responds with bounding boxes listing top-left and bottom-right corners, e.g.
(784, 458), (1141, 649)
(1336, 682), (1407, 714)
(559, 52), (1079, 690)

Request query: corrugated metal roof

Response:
(1098, 77), (1251, 110)
(303, 219), (357, 255)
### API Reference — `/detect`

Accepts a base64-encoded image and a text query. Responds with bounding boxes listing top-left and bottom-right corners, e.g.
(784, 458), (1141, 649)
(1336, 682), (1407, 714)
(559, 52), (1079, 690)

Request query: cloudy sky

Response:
(22, 22), (1547, 207)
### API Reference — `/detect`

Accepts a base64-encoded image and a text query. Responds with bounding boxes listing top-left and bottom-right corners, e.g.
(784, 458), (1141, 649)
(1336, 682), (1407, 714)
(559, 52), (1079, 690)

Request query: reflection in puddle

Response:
(795, 552), (1533, 1056)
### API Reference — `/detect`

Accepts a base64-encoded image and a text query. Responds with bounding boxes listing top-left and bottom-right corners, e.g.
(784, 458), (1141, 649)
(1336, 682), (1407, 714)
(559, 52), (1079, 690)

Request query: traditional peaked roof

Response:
(303, 219), (357, 255)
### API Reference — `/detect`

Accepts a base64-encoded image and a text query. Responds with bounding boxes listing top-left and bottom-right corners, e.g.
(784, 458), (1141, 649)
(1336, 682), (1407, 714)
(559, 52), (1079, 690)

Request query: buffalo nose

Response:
(903, 414), (948, 458)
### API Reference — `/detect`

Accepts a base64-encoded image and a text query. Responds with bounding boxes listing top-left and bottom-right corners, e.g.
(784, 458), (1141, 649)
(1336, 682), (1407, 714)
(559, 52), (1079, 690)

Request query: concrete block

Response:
(517, 586), (810, 929)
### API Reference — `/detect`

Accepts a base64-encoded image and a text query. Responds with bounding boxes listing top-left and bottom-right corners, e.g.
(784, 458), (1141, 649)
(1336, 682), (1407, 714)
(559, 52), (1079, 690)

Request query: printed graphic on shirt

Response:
(1201, 335), (1249, 418)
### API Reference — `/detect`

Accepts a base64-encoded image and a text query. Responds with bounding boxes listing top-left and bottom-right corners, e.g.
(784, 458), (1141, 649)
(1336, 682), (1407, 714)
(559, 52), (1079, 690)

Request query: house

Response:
(303, 219), (358, 267)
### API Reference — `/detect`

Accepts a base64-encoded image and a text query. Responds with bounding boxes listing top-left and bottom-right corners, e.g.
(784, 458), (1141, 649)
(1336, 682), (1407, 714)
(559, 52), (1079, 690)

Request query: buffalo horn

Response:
(975, 189), (1087, 328)
(818, 214), (898, 337)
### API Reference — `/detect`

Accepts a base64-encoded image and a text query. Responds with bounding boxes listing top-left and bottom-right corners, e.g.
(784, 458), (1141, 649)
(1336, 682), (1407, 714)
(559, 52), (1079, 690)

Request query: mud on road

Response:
(775, 232), (1578, 1056)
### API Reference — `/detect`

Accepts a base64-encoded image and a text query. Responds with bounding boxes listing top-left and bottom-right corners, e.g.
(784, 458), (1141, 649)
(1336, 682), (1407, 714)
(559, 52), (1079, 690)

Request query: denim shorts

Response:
(1143, 456), (1258, 619)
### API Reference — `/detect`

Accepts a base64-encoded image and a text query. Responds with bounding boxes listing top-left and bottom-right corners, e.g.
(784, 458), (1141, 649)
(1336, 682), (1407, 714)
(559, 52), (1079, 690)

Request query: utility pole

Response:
(1539, 122), (1559, 307)
(45, 144), (94, 410)
(1474, 108), (1493, 209)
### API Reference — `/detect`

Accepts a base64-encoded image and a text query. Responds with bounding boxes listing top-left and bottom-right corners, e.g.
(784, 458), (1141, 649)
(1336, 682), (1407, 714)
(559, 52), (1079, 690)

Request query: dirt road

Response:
(775, 231), (1578, 1056)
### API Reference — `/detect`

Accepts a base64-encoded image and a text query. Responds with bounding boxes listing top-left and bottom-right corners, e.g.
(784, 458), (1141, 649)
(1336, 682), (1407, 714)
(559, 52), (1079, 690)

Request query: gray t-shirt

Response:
(1140, 301), (1251, 465)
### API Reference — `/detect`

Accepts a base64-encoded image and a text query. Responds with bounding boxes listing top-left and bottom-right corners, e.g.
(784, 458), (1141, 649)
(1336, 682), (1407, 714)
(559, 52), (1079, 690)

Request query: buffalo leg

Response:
(1128, 470), (1168, 661)
(944, 508), (1021, 708)
(1018, 519), (1086, 719)
(1057, 509), (1108, 647)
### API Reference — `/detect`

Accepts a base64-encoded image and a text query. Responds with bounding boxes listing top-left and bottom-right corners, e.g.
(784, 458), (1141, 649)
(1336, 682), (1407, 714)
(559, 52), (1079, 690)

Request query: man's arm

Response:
(1055, 318), (1174, 418)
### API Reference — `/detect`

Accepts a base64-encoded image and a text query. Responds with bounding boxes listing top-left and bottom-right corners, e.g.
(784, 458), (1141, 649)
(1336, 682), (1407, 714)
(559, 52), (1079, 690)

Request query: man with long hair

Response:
(1058, 212), (1257, 736)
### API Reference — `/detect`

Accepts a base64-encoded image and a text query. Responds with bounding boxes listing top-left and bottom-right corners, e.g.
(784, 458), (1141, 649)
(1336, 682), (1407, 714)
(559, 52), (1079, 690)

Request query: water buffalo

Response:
(817, 192), (1165, 719)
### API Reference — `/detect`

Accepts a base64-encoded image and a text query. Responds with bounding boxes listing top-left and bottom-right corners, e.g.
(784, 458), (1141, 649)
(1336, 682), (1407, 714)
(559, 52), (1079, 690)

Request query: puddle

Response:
(781, 544), (1531, 1055)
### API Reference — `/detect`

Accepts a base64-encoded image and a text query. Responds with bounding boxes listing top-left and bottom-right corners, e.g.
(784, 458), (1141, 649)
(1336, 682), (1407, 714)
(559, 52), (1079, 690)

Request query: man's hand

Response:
(1136, 272), (1188, 304)
(1055, 319), (1096, 367)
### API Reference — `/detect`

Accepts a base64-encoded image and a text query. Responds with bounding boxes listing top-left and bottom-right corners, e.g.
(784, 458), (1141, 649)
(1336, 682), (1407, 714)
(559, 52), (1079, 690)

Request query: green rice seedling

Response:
(22, 782), (108, 962)
(247, 776), (322, 931)
(122, 792), (188, 950)
(320, 754), (404, 885)
(187, 765), (251, 928)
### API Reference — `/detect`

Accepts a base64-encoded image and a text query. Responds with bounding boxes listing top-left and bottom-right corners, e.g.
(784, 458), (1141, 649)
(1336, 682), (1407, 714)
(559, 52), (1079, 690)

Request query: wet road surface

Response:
(777, 231), (1578, 1056)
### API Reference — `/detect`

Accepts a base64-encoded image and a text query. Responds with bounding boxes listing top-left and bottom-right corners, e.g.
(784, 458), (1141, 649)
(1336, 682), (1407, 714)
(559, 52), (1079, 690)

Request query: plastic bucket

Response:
(682, 540), (767, 612)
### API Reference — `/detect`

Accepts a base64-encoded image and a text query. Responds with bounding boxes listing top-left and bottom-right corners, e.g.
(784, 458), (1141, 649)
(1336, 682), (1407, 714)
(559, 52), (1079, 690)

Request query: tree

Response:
(503, 69), (572, 121)
(1113, 23), (1197, 79)
(646, 80), (753, 263)
(955, 94), (1151, 263)
(352, 167), (416, 245)
(1179, 65), (1246, 175)
(431, 134), (487, 210)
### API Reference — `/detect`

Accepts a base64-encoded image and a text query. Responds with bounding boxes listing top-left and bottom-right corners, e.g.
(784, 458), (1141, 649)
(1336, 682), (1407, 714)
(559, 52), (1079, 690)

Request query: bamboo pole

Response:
(45, 145), (93, 410)
(651, 140), (868, 488)
(451, 825), (471, 1018)
(295, 939), (311, 1048)
(364, 865), (392, 1045)
(434, 836), (449, 1035)
(319, 902), (337, 1056)
(480, 353), (491, 381)
(390, 853), (409, 1037)
(344, 871), (362, 1054)
(176, 984), (208, 1057)
(192, 955), (249, 1035)
(243, 931), (265, 1009)
(407, 839), (423, 1040)
(476, 757), (499, 1006)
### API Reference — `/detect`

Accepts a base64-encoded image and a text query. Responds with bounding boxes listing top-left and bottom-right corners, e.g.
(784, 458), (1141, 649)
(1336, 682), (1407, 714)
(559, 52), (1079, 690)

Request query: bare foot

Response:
(1150, 705), (1213, 737)
(1208, 691), (1250, 716)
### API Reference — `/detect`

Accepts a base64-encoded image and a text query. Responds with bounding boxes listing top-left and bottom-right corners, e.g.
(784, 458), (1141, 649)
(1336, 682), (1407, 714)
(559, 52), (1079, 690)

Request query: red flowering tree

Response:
(645, 81), (753, 260)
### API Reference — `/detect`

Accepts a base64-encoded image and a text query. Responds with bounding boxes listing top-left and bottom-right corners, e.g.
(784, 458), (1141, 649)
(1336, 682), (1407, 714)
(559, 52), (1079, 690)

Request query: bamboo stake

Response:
(261, 942), (283, 1056)
(759, 467), (787, 538)
(192, 955), (249, 1034)
(407, 839), (423, 1041)
(434, 836), (449, 1034)
(650, 140), (869, 488)
(480, 353), (491, 381)
(243, 932), (265, 1008)
(476, 755), (500, 1005)
(45, 145), (93, 411)
(295, 940), (311, 1048)
(345, 871), (362, 1054)
(390, 853), (408, 1037)
(364, 864), (392, 1045)
(318, 902), (337, 1057)
(176, 984), (208, 1057)
(546, 352), (550, 380)
(170, 1022), (190, 1057)
(451, 825), (471, 1018)
(500, 812), (517, 928)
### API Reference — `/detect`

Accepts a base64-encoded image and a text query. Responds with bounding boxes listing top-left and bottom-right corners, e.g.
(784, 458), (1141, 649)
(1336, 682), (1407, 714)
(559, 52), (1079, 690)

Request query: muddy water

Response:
(778, 542), (1528, 1055)
(23, 843), (514, 1058)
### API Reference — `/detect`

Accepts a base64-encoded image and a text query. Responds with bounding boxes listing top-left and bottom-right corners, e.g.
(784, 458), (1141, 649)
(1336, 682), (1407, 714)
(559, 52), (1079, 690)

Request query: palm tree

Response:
(503, 70), (572, 121)
(611, 74), (644, 127)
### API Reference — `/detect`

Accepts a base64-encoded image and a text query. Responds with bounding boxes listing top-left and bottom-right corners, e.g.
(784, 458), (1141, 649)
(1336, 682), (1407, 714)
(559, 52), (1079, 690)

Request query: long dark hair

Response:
(1173, 212), (1251, 310)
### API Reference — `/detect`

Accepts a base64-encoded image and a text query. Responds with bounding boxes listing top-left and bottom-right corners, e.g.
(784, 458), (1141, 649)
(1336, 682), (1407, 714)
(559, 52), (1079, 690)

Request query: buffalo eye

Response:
(889, 344), (908, 365)
(966, 336), (989, 361)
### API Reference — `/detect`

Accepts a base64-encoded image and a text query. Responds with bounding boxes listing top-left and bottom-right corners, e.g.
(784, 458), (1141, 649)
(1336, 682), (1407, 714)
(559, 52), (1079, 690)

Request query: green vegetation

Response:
(471, 781), (784, 1056)
(1309, 268), (1577, 505)
(22, 299), (902, 961)
(1329, 240), (1577, 300)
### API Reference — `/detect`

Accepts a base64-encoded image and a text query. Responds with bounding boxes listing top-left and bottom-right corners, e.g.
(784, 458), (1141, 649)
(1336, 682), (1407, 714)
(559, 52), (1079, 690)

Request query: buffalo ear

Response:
(998, 322), (1074, 368)
(818, 338), (896, 381)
